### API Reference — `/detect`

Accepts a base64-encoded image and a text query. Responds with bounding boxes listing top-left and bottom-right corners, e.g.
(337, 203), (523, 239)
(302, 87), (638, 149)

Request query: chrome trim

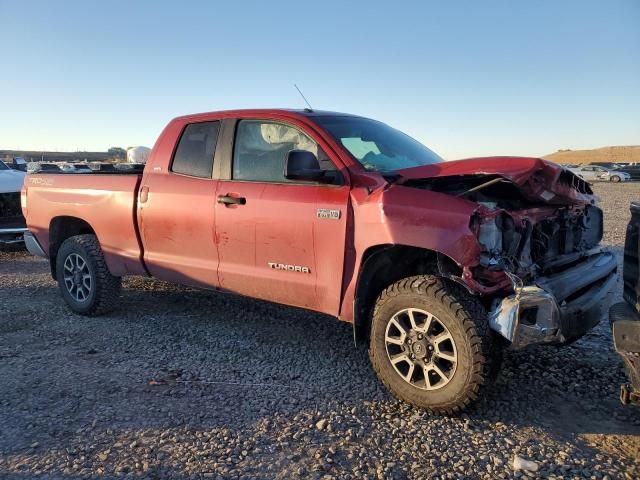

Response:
(489, 262), (617, 348)
(0, 227), (27, 235)
(23, 231), (47, 258)
(0, 237), (25, 245)
(488, 286), (561, 348)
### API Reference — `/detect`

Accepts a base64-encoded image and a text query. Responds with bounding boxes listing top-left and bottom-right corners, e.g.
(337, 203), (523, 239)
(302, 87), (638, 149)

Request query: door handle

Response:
(217, 194), (246, 206)
(140, 186), (149, 203)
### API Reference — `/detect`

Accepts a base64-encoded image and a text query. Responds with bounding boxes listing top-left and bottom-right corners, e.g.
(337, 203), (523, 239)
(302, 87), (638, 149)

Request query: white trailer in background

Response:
(126, 146), (151, 164)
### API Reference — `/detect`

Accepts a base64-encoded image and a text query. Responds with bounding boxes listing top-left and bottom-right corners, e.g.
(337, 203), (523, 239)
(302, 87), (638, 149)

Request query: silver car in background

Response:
(568, 165), (631, 182)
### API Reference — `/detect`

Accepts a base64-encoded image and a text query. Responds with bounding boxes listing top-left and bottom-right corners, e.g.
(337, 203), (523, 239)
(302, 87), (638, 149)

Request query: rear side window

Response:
(171, 121), (220, 178)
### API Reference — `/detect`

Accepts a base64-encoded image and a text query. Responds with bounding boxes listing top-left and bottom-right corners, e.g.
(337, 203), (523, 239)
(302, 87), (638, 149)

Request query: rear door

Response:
(139, 120), (221, 287)
(214, 118), (350, 314)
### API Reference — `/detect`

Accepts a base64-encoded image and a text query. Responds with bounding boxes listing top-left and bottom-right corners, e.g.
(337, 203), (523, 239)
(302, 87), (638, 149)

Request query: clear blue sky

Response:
(1, 0), (638, 159)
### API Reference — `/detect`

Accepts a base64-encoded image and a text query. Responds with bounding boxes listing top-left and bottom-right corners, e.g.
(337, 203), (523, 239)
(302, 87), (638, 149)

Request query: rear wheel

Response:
(369, 275), (501, 414)
(56, 234), (121, 316)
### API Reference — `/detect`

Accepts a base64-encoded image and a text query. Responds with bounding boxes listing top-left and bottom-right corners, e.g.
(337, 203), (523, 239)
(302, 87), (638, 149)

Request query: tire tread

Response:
(56, 234), (121, 316)
(369, 275), (501, 414)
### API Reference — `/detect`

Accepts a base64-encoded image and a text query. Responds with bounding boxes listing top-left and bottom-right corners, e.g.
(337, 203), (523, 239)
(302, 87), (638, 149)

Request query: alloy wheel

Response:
(384, 308), (458, 390)
(63, 253), (92, 302)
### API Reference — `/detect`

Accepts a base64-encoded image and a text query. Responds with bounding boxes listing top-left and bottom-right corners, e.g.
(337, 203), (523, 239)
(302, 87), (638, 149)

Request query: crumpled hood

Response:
(394, 156), (594, 204)
(0, 169), (26, 194)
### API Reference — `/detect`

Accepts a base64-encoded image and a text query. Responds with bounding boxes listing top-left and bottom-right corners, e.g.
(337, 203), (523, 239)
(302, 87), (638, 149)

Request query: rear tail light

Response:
(21, 186), (27, 216)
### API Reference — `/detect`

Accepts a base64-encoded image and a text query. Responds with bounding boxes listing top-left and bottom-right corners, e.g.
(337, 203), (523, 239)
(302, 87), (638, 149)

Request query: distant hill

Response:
(543, 145), (640, 165)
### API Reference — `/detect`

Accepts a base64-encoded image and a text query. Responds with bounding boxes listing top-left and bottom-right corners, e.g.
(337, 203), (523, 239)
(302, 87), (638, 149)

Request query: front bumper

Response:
(489, 250), (617, 348)
(609, 301), (640, 405)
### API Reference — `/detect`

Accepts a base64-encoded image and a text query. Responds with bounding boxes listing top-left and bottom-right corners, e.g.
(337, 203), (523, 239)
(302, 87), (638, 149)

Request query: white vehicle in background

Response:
(568, 165), (631, 182)
(0, 160), (27, 246)
(127, 146), (151, 164)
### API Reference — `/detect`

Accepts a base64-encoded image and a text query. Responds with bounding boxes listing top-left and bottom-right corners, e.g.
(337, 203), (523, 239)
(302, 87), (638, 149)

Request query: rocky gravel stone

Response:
(0, 182), (639, 478)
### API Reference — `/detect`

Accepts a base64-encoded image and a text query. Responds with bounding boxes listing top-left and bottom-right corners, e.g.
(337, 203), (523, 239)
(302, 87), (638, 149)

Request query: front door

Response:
(214, 119), (350, 314)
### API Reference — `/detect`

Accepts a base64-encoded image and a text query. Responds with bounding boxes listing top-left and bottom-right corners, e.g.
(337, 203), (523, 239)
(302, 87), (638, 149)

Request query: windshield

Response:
(314, 116), (443, 171)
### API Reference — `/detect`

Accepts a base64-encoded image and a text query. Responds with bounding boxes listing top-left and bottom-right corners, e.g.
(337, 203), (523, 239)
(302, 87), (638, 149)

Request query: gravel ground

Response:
(1, 182), (639, 479)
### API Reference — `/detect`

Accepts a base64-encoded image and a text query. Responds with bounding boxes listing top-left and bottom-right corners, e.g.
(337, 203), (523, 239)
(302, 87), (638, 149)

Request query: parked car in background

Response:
(22, 109), (617, 413)
(614, 164), (640, 180)
(0, 160), (27, 246)
(609, 201), (640, 405)
(9, 157), (28, 172)
(569, 165), (631, 182)
(590, 162), (624, 170)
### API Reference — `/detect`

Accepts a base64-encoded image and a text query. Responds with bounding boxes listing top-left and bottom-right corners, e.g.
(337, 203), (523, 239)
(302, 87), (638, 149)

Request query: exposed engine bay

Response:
(405, 172), (603, 289)
(404, 170), (615, 347)
(473, 202), (603, 279)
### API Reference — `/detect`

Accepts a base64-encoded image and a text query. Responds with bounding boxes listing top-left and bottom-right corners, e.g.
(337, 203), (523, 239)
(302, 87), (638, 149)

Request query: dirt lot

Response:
(1, 183), (639, 479)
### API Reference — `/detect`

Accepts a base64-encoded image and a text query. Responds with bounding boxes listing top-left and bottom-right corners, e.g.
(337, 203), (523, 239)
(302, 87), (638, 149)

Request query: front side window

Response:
(171, 121), (220, 178)
(233, 120), (335, 182)
(314, 115), (443, 172)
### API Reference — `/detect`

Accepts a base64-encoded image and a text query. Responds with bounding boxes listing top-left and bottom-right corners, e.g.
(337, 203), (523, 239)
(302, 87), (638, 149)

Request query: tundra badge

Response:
(317, 208), (341, 220)
(268, 263), (311, 274)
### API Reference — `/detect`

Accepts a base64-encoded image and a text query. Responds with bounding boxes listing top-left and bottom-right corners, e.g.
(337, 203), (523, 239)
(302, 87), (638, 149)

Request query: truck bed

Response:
(25, 171), (147, 276)
(27, 162), (146, 174)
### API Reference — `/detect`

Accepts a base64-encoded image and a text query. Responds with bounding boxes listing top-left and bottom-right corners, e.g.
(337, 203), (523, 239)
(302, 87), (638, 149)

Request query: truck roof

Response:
(172, 108), (363, 123)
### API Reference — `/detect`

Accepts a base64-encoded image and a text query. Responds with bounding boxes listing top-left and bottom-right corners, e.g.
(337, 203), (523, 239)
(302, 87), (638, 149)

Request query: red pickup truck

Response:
(22, 109), (617, 413)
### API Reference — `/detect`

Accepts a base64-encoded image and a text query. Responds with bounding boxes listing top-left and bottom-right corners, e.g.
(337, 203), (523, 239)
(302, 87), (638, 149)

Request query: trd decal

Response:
(29, 177), (54, 186)
(267, 262), (311, 274)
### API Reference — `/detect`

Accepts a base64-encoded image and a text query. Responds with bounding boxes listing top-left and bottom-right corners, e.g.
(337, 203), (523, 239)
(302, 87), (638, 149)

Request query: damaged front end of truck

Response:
(398, 158), (617, 348)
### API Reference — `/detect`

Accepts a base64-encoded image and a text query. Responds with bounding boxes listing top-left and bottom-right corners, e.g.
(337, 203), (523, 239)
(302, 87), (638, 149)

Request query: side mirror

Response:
(284, 150), (326, 182)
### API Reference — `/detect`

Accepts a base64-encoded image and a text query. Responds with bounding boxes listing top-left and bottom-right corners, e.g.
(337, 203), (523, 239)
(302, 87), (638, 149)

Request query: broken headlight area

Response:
(474, 209), (533, 273)
(471, 203), (604, 279)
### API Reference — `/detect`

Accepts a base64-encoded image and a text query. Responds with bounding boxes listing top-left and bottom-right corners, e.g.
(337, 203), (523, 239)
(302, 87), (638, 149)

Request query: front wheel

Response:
(369, 275), (501, 414)
(56, 234), (121, 316)
(610, 175), (622, 182)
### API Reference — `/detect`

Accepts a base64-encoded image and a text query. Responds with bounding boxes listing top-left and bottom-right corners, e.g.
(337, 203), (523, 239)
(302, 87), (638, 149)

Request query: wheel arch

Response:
(49, 216), (96, 280)
(352, 244), (464, 344)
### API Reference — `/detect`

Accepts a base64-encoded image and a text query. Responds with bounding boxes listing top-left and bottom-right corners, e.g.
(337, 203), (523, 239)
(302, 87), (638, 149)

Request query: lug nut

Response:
(428, 345), (434, 351)
(410, 354), (416, 359)
(407, 339), (412, 345)
(417, 334), (423, 340)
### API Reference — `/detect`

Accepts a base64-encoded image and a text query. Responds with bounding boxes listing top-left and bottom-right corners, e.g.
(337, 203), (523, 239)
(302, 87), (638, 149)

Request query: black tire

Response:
(610, 175), (621, 182)
(55, 234), (121, 316)
(369, 275), (501, 414)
